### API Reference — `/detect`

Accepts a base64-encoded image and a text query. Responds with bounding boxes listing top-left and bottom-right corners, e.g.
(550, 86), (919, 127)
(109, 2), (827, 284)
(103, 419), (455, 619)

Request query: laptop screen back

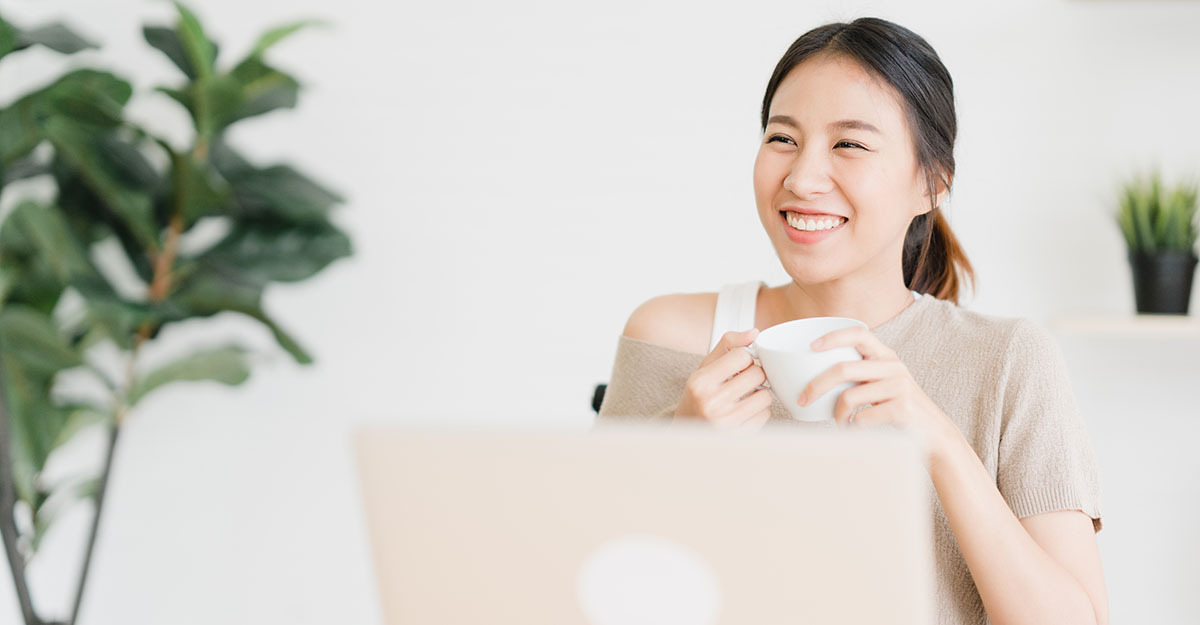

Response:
(354, 422), (935, 625)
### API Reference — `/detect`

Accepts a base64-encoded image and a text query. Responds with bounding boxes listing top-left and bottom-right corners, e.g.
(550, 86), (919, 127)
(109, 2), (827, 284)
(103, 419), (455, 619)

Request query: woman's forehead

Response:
(769, 55), (908, 137)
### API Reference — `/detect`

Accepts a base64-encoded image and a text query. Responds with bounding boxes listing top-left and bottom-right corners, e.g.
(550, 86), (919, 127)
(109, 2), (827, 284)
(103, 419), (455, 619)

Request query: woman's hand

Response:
(798, 325), (955, 455)
(674, 328), (773, 432)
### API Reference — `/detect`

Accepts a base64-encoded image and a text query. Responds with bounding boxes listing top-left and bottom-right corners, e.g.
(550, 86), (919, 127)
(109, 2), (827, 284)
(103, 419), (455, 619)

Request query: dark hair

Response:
(760, 17), (975, 303)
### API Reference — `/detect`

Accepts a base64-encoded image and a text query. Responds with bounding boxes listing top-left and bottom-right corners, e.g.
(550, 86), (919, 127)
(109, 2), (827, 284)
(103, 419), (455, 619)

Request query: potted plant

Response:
(1116, 170), (1199, 314)
(0, 3), (351, 624)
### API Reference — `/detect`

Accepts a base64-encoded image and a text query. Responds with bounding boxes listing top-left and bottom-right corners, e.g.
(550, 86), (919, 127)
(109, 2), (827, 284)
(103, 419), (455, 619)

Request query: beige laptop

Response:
(353, 422), (935, 625)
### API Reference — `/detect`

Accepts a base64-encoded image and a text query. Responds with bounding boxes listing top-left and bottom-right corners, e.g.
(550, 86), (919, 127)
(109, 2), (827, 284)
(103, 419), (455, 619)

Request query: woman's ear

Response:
(921, 170), (952, 213)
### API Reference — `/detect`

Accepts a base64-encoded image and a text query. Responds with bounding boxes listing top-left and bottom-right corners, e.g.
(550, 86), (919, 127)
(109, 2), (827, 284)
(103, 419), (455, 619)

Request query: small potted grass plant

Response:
(1117, 170), (1199, 314)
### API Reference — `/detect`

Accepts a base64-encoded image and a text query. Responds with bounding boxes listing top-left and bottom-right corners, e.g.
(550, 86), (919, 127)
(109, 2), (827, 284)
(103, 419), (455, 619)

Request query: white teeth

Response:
(786, 212), (846, 232)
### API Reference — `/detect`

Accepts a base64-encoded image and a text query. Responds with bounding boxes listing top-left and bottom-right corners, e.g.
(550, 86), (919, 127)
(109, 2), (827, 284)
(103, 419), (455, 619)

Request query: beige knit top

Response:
(594, 286), (1103, 625)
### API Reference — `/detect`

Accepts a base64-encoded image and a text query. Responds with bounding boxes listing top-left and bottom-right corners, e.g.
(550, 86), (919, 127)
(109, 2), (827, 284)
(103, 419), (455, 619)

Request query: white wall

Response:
(1, 0), (1198, 623)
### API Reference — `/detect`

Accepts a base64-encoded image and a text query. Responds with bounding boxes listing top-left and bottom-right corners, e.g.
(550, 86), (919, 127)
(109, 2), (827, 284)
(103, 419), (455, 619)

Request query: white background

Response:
(1, 0), (1199, 623)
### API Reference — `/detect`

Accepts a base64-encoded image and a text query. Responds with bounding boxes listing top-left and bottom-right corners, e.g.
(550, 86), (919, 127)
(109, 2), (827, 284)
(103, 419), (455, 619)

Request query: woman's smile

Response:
(780, 210), (849, 243)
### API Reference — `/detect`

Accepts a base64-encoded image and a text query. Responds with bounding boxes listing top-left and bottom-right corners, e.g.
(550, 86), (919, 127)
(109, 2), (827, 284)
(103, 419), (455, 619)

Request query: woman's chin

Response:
(781, 267), (842, 286)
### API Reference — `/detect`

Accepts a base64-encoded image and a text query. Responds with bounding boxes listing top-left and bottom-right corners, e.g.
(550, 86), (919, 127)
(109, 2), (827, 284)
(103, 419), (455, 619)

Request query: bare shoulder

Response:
(621, 290), (717, 356)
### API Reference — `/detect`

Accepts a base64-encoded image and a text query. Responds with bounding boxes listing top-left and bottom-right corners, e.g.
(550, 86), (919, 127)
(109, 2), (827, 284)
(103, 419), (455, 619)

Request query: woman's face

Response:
(753, 53), (943, 287)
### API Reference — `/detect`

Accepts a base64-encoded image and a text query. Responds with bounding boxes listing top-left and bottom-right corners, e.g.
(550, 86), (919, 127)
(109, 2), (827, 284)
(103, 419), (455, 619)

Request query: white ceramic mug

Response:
(744, 317), (868, 422)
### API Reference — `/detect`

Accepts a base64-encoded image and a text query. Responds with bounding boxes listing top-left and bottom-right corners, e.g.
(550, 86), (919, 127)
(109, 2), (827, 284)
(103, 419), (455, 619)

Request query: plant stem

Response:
(148, 213), (184, 303)
(0, 363), (43, 625)
(66, 421), (119, 625)
(65, 185), (184, 621)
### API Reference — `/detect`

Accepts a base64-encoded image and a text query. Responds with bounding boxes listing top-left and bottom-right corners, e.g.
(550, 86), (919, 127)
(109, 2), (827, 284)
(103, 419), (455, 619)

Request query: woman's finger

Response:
(689, 346), (755, 407)
(701, 328), (759, 369)
(811, 325), (895, 360)
(715, 387), (772, 429)
(845, 400), (892, 427)
(737, 409), (772, 431)
(833, 378), (900, 423)
(717, 364), (767, 406)
(799, 359), (901, 407)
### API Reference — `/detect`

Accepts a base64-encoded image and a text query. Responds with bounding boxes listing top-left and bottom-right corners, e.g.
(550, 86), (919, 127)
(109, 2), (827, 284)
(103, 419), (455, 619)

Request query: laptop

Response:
(353, 421), (935, 625)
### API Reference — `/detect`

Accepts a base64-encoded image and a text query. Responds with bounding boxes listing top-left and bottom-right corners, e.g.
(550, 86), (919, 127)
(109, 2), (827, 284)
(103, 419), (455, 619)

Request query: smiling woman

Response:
(596, 16), (1107, 625)
(754, 30), (973, 307)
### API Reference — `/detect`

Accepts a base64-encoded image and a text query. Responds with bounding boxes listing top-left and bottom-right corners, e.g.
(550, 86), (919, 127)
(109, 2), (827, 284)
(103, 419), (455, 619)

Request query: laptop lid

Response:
(354, 422), (935, 625)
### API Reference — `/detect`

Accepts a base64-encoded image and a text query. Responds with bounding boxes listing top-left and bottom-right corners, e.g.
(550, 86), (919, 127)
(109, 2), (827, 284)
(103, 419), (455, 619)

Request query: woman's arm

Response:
(929, 426), (1108, 625)
(800, 322), (1108, 625)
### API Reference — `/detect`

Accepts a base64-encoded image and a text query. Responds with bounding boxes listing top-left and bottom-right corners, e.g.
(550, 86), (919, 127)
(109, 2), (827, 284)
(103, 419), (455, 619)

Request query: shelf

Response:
(1050, 314), (1200, 339)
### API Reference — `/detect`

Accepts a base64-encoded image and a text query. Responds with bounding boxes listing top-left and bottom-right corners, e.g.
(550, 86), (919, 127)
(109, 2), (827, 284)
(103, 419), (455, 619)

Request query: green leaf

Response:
(0, 96), (40, 165)
(0, 305), (83, 377)
(82, 292), (179, 350)
(51, 405), (111, 449)
(53, 161), (156, 282)
(228, 57), (299, 124)
(1117, 190), (1136, 250)
(0, 203), (74, 314)
(15, 22), (98, 54)
(248, 19), (324, 59)
(226, 164), (344, 224)
(144, 25), (195, 80)
(76, 476), (101, 500)
(164, 61), (299, 135)
(1, 354), (82, 511)
(173, 1), (215, 80)
(167, 268), (312, 363)
(7, 201), (97, 284)
(128, 345), (251, 406)
(43, 118), (160, 249)
(246, 309), (312, 364)
(145, 24), (222, 81)
(0, 70), (131, 165)
(200, 218), (352, 285)
(3, 158), (50, 185)
(3, 356), (40, 506)
(0, 16), (17, 61)
(1132, 177), (1156, 253)
(0, 235), (64, 316)
(208, 134), (252, 176)
(164, 147), (233, 224)
(0, 68), (131, 173)
(42, 69), (131, 128)
(0, 261), (16, 308)
(161, 74), (243, 138)
(30, 473), (104, 553)
(169, 259), (264, 315)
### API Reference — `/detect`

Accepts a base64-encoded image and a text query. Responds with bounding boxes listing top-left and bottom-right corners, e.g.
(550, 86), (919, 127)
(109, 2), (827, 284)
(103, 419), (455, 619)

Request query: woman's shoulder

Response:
(910, 296), (1059, 364)
(621, 289), (718, 356)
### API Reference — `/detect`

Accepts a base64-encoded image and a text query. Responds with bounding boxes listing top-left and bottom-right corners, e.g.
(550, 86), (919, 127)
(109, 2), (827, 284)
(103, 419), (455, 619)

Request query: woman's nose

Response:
(783, 145), (834, 197)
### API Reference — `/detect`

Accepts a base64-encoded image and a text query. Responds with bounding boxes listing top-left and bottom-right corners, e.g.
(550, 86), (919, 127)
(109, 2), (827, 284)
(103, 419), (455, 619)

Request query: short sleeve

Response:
(595, 335), (702, 426)
(996, 318), (1103, 533)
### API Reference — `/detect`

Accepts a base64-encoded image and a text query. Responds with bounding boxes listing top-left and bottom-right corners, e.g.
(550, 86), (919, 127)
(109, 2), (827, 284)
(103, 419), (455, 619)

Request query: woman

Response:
(596, 17), (1107, 625)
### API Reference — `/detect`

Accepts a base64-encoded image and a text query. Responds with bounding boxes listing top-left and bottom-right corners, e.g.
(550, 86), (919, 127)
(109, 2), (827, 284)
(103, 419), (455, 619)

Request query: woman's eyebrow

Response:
(767, 115), (881, 134)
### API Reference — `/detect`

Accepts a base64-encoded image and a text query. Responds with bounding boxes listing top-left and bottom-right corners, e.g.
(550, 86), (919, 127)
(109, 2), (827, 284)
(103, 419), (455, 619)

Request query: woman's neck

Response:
(773, 279), (916, 330)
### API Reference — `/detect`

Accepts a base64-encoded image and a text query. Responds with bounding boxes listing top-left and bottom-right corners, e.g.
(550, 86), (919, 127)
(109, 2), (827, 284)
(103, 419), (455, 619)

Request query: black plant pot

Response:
(1128, 250), (1199, 314)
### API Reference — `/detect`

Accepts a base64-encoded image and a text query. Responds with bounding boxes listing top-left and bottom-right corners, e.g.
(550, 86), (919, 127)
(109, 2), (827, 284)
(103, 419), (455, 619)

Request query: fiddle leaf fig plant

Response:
(0, 3), (351, 624)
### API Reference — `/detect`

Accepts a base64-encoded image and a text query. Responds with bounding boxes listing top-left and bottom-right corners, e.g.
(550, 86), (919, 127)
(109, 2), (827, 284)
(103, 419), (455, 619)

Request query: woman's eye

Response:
(767, 135), (864, 150)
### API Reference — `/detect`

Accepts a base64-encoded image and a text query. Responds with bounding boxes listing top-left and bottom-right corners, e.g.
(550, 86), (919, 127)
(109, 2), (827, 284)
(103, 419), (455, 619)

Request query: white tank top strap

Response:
(708, 280), (765, 353)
